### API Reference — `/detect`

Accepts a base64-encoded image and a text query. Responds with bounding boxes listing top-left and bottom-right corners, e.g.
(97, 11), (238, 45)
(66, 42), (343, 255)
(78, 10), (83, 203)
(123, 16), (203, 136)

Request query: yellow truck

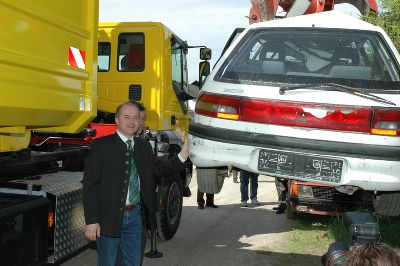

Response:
(0, 0), (98, 264)
(0, 1), (208, 264)
(0, 0), (98, 153)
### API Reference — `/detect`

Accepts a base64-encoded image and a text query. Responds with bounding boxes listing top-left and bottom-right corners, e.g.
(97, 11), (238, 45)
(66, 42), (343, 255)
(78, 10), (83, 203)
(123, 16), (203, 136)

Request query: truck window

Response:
(98, 42), (111, 72)
(171, 39), (187, 91)
(118, 33), (145, 72)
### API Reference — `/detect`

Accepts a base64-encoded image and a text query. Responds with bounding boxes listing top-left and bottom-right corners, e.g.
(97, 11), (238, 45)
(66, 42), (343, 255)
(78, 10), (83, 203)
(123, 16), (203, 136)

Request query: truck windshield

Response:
(216, 28), (400, 90)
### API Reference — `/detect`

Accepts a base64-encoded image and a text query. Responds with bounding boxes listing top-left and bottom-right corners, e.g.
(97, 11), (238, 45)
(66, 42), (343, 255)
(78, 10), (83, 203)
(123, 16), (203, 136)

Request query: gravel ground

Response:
(61, 173), (321, 266)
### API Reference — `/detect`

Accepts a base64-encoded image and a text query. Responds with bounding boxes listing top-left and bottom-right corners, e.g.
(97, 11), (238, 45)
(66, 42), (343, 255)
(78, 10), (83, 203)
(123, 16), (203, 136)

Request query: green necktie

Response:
(126, 140), (140, 205)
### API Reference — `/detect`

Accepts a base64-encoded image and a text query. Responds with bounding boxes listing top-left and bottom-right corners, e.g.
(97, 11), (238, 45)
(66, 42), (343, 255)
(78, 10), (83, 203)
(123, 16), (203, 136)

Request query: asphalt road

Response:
(60, 173), (321, 266)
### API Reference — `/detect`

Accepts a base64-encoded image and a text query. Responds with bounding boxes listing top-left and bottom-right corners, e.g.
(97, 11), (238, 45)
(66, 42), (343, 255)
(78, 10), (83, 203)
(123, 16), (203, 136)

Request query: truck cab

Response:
(97, 22), (191, 132)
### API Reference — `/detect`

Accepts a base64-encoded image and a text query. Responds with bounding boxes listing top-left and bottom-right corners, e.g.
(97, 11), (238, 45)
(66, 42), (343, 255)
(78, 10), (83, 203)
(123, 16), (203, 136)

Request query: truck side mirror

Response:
(200, 48), (212, 60)
(198, 61), (210, 89)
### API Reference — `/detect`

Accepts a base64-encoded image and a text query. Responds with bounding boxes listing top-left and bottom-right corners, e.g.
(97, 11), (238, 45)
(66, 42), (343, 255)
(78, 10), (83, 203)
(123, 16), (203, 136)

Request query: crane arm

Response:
(249, 0), (378, 24)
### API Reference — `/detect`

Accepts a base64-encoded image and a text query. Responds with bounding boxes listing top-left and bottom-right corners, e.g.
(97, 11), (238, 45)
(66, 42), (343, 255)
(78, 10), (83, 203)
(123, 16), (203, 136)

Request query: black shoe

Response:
(183, 187), (192, 197)
(206, 203), (218, 208)
(275, 203), (286, 214)
(276, 208), (285, 214)
(198, 205), (204, 209)
(273, 203), (286, 210)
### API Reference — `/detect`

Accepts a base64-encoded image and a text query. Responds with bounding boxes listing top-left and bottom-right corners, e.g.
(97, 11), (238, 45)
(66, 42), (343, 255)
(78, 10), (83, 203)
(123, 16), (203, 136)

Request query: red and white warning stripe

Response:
(68, 46), (86, 69)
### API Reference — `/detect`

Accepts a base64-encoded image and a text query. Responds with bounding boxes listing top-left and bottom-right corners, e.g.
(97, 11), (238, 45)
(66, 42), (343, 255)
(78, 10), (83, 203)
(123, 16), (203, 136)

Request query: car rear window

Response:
(216, 28), (400, 90)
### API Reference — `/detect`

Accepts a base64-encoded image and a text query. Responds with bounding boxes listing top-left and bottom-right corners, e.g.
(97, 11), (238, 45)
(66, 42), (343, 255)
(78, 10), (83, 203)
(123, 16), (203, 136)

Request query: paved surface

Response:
(60, 173), (321, 266)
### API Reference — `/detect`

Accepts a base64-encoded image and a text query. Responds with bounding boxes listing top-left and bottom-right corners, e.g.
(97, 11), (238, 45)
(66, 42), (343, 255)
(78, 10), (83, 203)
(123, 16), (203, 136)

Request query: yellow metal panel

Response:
(0, 0), (98, 151)
(98, 22), (164, 130)
(159, 26), (190, 133)
(97, 22), (190, 133)
(0, 130), (30, 152)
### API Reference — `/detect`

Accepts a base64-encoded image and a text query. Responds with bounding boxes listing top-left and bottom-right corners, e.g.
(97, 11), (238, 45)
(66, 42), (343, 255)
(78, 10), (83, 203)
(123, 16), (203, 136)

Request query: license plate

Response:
(257, 149), (342, 183)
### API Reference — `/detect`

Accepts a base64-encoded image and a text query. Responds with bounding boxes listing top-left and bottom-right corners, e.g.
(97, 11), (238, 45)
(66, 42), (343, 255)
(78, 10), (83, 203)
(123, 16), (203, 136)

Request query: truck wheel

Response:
(157, 174), (183, 240)
(197, 168), (225, 194)
(373, 192), (400, 216)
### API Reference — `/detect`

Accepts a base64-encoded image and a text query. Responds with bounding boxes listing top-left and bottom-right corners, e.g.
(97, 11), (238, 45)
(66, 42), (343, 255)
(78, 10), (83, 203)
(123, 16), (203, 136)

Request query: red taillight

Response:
(195, 92), (400, 136)
(371, 109), (400, 136)
(195, 93), (240, 120)
(241, 99), (372, 132)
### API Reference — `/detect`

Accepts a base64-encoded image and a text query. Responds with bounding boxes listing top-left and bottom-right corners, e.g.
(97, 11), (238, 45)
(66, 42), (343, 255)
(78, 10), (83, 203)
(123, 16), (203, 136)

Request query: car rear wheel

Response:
(373, 192), (400, 216)
(196, 168), (225, 194)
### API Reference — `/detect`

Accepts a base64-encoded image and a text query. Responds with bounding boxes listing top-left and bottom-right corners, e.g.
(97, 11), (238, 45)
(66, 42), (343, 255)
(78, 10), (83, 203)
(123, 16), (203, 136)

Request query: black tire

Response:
(156, 174), (183, 240)
(373, 192), (400, 216)
(197, 168), (225, 194)
(286, 202), (297, 220)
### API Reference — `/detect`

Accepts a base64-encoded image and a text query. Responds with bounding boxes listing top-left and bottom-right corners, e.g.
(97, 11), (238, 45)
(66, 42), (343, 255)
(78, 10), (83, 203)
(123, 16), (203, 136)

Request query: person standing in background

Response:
(197, 188), (218, 209)
(273, 178), (288, 214)
(240, 170), (260, 207)
(231, 169), (239, 183)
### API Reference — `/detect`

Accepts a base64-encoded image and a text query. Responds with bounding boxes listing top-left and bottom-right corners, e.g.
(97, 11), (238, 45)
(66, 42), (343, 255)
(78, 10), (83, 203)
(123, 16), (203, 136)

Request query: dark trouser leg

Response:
(197, 188), (205, 206)
(140, 225), (146, 266)
(275, 178), (288, 203)
(205, 193), (214, 205)
(240, 170), (250, 202)
(249, 174), (259, 200)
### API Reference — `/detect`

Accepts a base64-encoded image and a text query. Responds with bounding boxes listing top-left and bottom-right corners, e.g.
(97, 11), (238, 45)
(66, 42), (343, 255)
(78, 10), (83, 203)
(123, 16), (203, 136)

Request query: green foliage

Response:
(364, 0), (400, 49)
(326, 215), (350, 244)
(288, 219), (334, 254)
(373, 214), (400, 247)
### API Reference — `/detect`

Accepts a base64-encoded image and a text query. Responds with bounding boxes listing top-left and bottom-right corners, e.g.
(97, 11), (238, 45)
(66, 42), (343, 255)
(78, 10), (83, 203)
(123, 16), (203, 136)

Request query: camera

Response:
(322, 211), (380, 266)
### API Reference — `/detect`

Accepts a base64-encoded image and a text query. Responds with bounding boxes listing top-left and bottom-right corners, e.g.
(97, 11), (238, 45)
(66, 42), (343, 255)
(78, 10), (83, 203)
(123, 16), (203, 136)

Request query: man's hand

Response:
(175, 125), (189, 161)
(85, 223), (100, 241)
(179, 137), (189, 160)
(175, 126), (185, 140)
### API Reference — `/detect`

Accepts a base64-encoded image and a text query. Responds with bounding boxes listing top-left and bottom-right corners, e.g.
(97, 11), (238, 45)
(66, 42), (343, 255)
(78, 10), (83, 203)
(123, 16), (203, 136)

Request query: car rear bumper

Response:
(189, 122), (400, 160)
(189, 124), (400, 191)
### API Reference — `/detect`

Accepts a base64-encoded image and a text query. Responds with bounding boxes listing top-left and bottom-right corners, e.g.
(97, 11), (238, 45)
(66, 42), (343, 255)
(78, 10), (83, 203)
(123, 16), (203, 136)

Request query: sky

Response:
(99, 1), (362, 83)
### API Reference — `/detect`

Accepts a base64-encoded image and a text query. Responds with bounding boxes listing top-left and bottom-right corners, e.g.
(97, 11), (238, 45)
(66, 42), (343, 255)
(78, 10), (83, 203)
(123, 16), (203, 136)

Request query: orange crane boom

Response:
(249, 0), (378, 23)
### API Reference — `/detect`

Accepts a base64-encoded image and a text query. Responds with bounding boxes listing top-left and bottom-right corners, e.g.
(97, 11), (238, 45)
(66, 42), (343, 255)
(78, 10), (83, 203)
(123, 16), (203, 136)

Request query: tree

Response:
(364, 0), (400, 49)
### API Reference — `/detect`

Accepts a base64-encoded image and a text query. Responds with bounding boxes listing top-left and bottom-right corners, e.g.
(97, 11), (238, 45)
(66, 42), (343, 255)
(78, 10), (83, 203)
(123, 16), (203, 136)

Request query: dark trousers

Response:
(275, 178), (288, 203)
(197, 188), (214, 206)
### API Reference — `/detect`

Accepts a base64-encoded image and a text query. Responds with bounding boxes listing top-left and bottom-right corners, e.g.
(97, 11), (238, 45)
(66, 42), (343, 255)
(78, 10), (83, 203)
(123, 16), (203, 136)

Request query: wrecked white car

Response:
(189, 11), (400, 216)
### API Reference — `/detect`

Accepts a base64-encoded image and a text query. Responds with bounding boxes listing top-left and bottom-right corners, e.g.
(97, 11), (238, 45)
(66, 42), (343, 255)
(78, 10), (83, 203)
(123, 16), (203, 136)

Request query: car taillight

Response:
(195, 92), (399, 137)
(240, 99), (372, 132)
(195, 92), (240, 120)
(371, 109), (400, 136)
